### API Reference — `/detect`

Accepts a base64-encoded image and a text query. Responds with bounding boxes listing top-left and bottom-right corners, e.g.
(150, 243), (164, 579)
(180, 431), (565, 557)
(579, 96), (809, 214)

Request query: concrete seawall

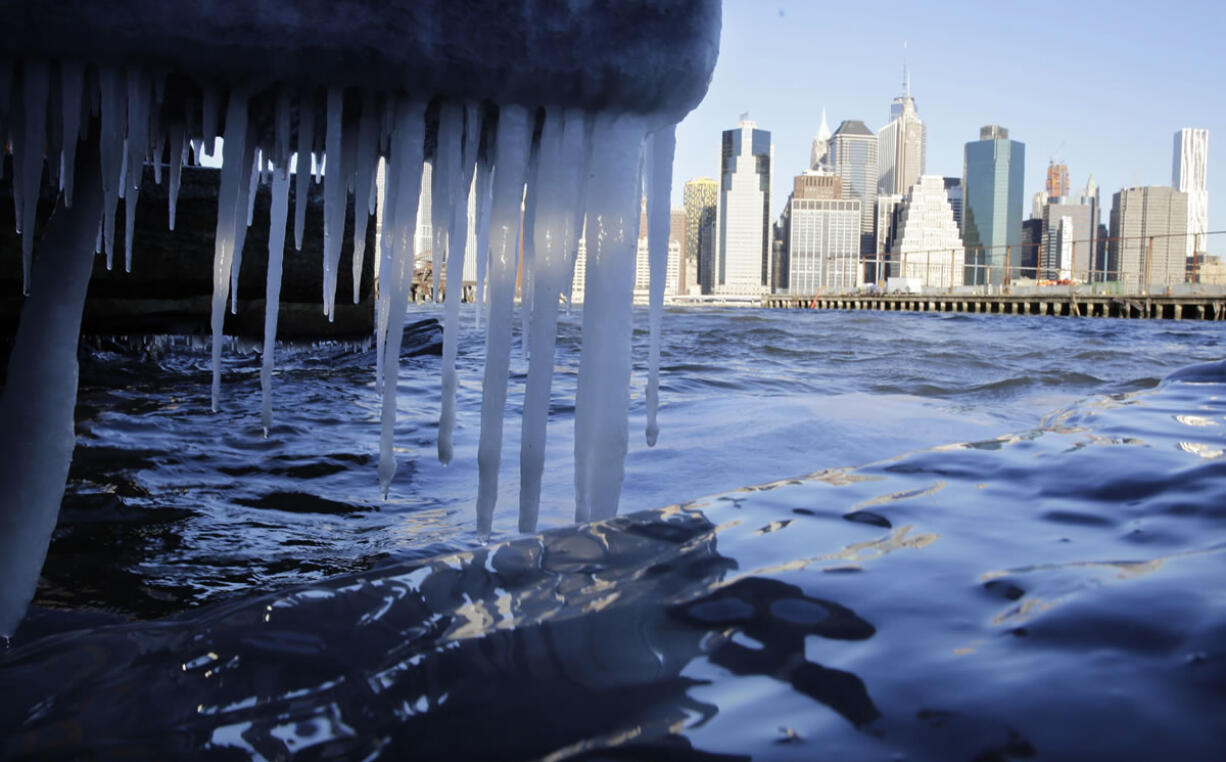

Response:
(1, 162), (375, 339)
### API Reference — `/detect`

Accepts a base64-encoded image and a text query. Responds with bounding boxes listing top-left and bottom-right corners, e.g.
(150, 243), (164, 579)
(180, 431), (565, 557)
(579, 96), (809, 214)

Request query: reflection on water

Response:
(3, 313), (1226, 759)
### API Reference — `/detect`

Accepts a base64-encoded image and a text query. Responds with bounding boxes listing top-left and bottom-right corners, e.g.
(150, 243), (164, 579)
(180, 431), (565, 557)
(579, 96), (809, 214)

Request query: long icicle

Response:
(0, 62), (12, 182)
(438, 103), (480, 465)
(475, 104), (532, 538)
(261, 97), (293, 437)
(350, 94), (378, 304)
(431, 111), (461, 304)
(167, 122), (184, 230)
(375, 154), (397, 389)
(59, 61), (83, 208)
(210, 89), (250, 412)
(519, 135), (541, 361)
(98, 67), (125, 269)
(293, 92), (314, 251)
(0, 135), (103, 638)
(472, 157), (493, 330)
(644, 124), (676, 447)
(123, 67), (149, 272)
(17, 60), (49, 294)
(378, 98), (427, 498)
(321, 86), (345, 317)
(228, 132), (258, 313)
(573, 113), (646, 523)
(518, 107), (586, 532)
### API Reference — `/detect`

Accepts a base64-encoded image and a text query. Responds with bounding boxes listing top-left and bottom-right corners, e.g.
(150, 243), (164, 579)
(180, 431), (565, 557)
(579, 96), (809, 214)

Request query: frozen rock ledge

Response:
(0, 0), (721, 637)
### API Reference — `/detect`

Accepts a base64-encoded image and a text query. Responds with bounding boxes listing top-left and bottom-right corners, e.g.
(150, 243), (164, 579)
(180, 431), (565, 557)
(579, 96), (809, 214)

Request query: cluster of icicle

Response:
(2, 59), (677, 536)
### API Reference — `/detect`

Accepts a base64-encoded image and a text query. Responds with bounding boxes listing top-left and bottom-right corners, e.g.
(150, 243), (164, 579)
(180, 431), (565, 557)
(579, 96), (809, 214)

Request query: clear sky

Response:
(672, 0), (1225, 242)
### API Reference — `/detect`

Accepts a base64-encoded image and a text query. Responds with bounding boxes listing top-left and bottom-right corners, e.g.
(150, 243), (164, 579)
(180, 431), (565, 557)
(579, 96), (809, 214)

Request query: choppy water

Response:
(3, 307), (1225, 760)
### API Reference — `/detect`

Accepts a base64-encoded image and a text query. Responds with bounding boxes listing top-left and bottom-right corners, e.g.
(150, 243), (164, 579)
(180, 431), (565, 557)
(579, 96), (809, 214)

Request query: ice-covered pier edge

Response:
(0, 1), (720, 637)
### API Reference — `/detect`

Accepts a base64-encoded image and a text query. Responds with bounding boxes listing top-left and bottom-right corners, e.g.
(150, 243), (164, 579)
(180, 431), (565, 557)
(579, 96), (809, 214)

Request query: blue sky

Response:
(672, 0), (1225, 242)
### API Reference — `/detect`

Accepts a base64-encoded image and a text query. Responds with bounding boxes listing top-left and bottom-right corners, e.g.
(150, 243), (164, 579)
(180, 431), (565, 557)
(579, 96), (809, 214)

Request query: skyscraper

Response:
(877, 71), (925, 197)
(962, 125), (1025, 285)
(1045, 162), (1070, 199)
(783, 171), (860, 293)
(1040, 197), (1096, 280)
(716, 118), (772, 294)
(683, 177), (718, 295)
(943, 177), (963, 228)
(890, 175), (964, 288)
(810, 108), (832, 170)
(1173, 128), (1209, 259)
(830, 120), (878, 255)
(1108, 186), (1188, 289)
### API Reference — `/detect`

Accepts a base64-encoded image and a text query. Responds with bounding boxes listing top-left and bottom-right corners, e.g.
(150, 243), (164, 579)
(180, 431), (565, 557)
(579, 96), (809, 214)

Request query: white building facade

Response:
(1173, 128), (1209, 259)
(715, 118), (773, 295)
(890, 175), (964, 288)
(787, 198), (861, 293)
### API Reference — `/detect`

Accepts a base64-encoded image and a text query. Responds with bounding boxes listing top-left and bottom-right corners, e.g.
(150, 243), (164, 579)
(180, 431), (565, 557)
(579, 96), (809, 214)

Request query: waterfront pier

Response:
(764, 292), (1226, 320)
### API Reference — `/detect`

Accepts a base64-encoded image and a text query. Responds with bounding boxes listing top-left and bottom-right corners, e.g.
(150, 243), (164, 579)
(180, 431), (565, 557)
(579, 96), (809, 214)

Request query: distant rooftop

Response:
(833, 120), (874, 137)
(979, 125), (1010, 140)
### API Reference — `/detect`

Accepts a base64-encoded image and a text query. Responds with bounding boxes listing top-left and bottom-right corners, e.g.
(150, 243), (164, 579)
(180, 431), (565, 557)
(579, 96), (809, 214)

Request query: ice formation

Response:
(0, 0), (721, 636)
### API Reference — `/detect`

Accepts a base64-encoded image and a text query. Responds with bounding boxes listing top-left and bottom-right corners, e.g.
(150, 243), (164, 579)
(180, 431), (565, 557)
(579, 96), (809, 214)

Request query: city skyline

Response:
(671, 1), (1223, 237)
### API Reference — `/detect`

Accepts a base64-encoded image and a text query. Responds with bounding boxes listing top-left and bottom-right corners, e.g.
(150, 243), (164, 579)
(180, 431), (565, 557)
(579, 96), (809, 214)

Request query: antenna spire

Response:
(903, 40), (910, 97)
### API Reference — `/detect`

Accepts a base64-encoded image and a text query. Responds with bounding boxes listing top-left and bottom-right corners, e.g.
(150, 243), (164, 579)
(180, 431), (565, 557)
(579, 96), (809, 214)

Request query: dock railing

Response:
(832, 230), (1226, 298)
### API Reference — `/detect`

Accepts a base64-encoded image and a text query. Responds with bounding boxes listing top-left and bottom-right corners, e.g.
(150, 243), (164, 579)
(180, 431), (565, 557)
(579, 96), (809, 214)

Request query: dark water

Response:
(3, 307), (1225, 760)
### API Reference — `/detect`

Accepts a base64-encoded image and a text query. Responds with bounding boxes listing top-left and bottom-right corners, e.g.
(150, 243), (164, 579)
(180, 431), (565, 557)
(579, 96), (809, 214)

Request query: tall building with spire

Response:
(830, 119), (878, 256)
(877, 57), (926, 197)
(716, 117), (773, 295)
(810, 109), (832, 170)
(1173, 128), (1210, 259)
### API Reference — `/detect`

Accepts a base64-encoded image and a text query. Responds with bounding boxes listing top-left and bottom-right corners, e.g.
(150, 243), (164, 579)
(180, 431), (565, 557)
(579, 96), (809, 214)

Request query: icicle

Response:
(573, 113), (646, 524)
(0, 61), (12, 182)
(167, 123), (184, 230)
(246, 149), (260, 227)
(149, 105), (164, 185)
(0, 135), (102, 638)
(322, 86), (345, 317)
(201, 87), (220, 154)
(472, 158), (493, 331)
(377, 98), (426, 498)
(644, 124), (676, 447)
(519, 140), (541, 361)
(98, 67), (125, 269)
(58, 62), (83, 207)
(475, 104), (532, 537)
(123, 67), (150, 272)
(351, 93), (378, 304)
(17, 59), (49, 294)
(293, 93), (315, 251)
(11, 80), (24, 235)
(46, 69), (62, 198)
(432, 111), (462, 303)
(273, 90), (291, 167)
(374, 154), (397, 389)
(438, 103), (480, 465)
(118, 136), (127, 198)
(261, 99), (293, 436)
(210, 89), (250, 412)
(518, 107), (587, 532)
(229, 130), (258, 314)
(563, 119), (594, 314)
